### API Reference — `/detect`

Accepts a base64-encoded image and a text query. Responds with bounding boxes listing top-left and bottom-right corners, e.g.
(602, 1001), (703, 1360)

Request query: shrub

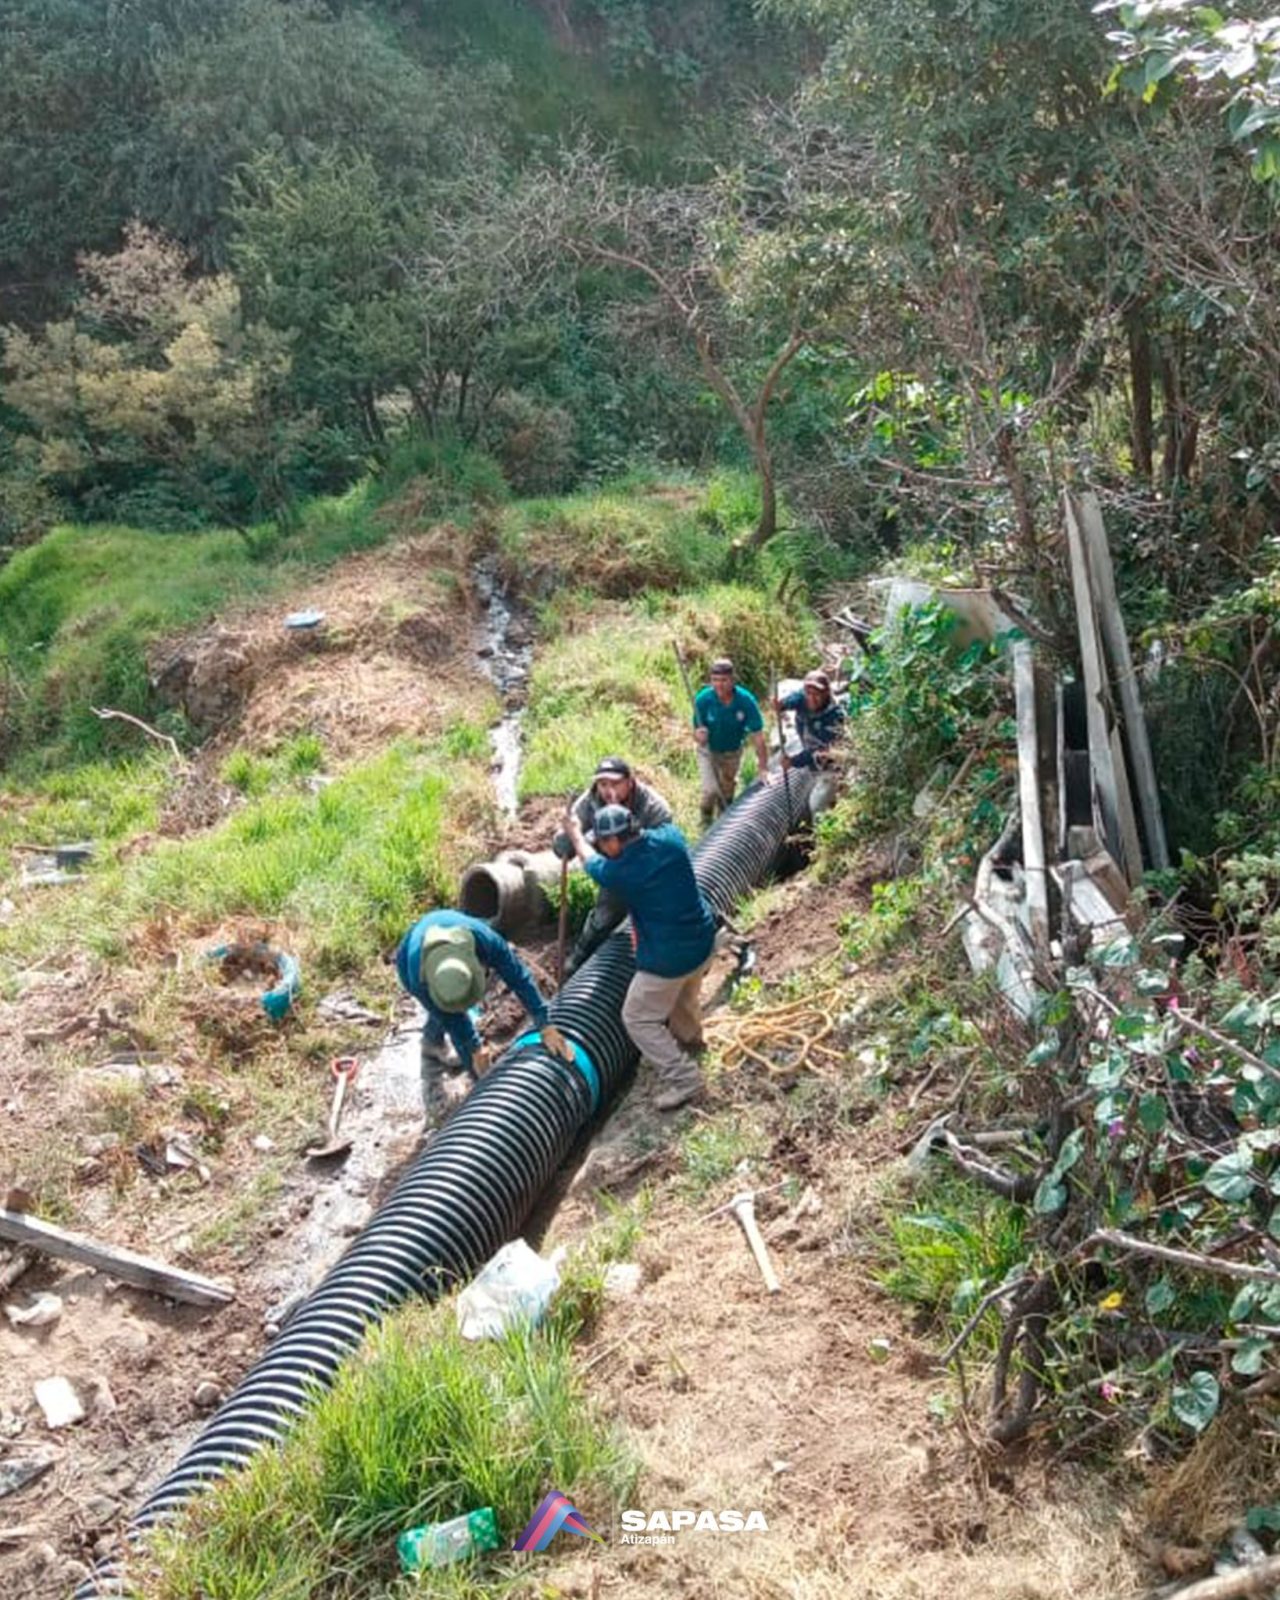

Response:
(484, 391), (577, 495)
(669, 582), (817, 700)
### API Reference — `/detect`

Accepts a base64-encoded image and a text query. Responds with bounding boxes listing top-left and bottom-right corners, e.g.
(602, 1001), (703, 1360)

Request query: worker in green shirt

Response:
(693, 657), (769, 824)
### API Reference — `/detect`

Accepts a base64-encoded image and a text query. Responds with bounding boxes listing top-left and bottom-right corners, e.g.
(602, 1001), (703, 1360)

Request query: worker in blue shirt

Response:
(693, 657), (769, 824)
(563, 803), (716, 1111)
(394, 909), (568, 1121)
(774, 668), (847, 815)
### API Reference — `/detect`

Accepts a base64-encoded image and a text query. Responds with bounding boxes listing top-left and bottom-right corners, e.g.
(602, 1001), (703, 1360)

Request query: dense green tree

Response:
(227, 153), (422, 451)
(3, 225), (305, 541)
(0, 0), (228, 320)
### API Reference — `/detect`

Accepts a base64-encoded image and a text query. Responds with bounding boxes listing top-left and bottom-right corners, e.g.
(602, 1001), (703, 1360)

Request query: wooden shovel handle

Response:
(732, 1199), (781, 1294)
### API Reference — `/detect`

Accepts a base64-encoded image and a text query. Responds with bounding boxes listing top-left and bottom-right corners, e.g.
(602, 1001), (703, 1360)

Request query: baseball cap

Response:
(803, 670), (831, 693)
(710, 657), (734, 676)
(588, 803), (635, 843)
(593, 755), (632, 782)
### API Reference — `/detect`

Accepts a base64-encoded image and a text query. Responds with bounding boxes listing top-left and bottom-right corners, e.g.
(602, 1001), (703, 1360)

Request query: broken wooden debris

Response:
(1064, 491), (1145, 885)
(1052, 859), (1128, 946)
(1012, 640), (1050, 959)
(0, 1208), (234, 1307)
(960, 814), (1042, 1022)
(1074, 490), (1170, 872)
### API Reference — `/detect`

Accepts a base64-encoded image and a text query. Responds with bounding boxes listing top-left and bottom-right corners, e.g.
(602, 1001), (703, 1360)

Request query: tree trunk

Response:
(752, 427), (779, 548)
(994, 425), (1037, 557)
(358, 385), (385, 453)
(1160, 347), (1199, 485)
(1127, 311), (1153, 482)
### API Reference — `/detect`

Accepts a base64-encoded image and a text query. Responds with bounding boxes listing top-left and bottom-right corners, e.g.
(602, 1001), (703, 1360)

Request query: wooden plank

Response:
(1063, 493), (1144, 884)
(0, 1209), (234, 1307)
(1012, 641), (1050, 958)
(1075, 490), (1170, 871)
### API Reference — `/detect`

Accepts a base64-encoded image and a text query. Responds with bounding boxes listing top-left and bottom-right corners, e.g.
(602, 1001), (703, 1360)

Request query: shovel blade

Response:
(305, 1138), (353, 1162)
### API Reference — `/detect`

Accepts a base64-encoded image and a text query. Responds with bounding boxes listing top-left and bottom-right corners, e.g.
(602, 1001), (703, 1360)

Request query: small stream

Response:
(256, 562), (535, 1325)
(472, 559), (532, 818)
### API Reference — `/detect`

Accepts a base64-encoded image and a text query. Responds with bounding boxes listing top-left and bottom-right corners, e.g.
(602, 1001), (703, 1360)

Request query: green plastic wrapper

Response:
(397, 1507), (500, 1572)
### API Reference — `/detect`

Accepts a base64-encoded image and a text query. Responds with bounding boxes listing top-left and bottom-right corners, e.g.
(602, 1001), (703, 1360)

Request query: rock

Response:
(60, 1559), (92, 1584)
(4, 1293), (63, 1329)
(193, 1380), (223, 1410)
(0, 1453), (56, 1499)
(251, 1134), (274, 1153)
(83, 1060), (182, 1091)
(603, 1262), (644, 1299)
(85, 1377), (117, 1417)
(82, 1133), (122, 1157)
(33, 1377), (84, 1429)
(82, 1494), (121, 1529)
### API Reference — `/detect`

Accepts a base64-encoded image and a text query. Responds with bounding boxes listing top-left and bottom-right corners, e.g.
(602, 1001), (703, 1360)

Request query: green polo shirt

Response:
(694, 684), (764, 754)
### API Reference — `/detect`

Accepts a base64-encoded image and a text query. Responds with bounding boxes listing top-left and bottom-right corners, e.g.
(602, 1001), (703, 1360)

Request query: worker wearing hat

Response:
(395, 909), (568, 1122)
(693, 658), (769, 824)
(552, 755), (673, 976)
(562, 802), (716, 1111)
(774, 668), (847, 815)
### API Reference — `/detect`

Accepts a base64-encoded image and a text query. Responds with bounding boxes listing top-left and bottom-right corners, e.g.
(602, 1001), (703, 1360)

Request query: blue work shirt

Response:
(780, 689), (847, 769)
(693, 684), (764, 754)
(584, 823), (716, 978)
(395, 909), (548, 1030)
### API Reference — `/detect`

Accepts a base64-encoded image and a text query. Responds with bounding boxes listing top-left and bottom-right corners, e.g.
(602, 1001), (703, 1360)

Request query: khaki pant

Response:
(697, 746), (741, 819)
(622, 958), (712, 1072)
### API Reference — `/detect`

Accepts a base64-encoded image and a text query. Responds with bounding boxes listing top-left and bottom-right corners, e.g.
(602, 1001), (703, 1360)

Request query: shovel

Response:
(556, 853), (570, 987)
(307, 1057), (359, 1161)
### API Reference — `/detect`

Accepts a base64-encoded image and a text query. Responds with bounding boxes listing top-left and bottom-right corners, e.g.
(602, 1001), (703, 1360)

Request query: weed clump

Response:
(131, 1288), (634, 1598)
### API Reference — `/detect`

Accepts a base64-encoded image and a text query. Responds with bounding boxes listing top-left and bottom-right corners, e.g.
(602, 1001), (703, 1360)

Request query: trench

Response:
(75, 770), (815, 1597)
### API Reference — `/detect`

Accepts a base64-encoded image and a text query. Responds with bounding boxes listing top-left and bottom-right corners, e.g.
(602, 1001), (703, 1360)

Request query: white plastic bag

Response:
(456, 1238), (560, 1341)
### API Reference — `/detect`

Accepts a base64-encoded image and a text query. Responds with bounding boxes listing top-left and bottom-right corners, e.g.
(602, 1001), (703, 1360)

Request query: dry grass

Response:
(1141, 1410), (1280, 1548)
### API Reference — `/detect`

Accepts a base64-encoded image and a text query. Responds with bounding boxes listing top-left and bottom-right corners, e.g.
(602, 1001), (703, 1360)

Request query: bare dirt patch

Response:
(544, 1101), (1146, 1599)
(149, 528), (490, 765)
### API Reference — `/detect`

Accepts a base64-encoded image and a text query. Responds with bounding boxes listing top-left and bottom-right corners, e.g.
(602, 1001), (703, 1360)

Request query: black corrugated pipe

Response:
(76, 769), (814, 1597)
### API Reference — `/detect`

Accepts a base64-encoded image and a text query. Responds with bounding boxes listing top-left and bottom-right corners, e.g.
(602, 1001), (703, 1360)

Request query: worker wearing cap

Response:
(552, 756), (673, 976)
(692, 658), (769, 824)
(775, 669), (847, 814)
(562, 803), (716, 1111)
(394, 910), (568, 1121)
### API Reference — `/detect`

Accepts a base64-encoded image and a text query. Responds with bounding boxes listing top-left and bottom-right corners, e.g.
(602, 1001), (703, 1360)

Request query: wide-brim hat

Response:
(420, 925), (485, 1012)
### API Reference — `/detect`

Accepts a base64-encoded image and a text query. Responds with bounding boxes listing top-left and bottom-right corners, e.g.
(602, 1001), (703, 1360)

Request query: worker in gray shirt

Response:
(553, 755), (672, 976)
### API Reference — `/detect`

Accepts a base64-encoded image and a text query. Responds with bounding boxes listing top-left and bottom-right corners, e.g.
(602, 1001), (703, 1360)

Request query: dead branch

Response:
(1081, 982), (1280, 1091)
(1150, 1552), (1280, 1600)
(989, 1273), (1058, 1445)
(940, 1277), (1025, 1366)
(1086, 1229), (1280, 1287)
(942, 1129), (1039, 1203)
(89, 706), (185, 763)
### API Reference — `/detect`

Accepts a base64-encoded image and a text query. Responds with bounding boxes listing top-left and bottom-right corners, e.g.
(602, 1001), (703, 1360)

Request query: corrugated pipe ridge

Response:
(75, 769), (813, 1597)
